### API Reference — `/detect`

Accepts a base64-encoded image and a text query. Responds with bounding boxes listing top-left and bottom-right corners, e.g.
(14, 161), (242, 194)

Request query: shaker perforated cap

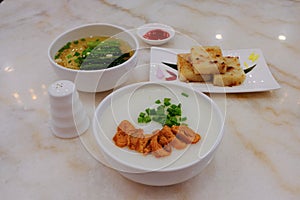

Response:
(48, 80), (90, 139)
(48, 80), (75, 98)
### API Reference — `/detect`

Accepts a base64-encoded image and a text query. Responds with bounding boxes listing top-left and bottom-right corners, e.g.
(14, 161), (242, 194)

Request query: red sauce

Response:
(143, 29), (170, 40)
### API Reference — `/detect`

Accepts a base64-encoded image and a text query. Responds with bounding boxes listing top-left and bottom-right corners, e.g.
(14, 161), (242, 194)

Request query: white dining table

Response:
(1, 0), (299, 199)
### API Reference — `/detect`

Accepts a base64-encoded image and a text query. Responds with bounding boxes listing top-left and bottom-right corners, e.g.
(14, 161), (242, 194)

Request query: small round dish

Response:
(137, 23), (175, 46)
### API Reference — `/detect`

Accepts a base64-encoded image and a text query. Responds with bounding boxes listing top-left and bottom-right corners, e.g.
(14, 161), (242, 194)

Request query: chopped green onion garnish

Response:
(149, 108), (156, 115)
(181, 92), (189, 97)
(145, 108), (150, 115)
(164, 98), (171, 106)
(74, 58), (80, 64)
(180, 117), (187, 121)
(74, 52), (80, 57)
(137, 98), (187, 127)
(54, 54), (60, 59)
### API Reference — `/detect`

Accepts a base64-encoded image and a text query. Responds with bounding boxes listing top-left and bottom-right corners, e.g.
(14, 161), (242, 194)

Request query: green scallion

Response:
(74, 52), (80, 57)
(137, 98), (187, 127)
(181, 92), (189, 97)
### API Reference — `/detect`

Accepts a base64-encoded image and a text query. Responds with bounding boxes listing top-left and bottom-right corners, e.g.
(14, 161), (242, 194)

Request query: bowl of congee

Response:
(48, 23), (139, 92)
(93, 82), (225, 186)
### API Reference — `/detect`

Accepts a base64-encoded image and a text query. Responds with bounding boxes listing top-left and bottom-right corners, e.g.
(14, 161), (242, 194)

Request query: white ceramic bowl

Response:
(48, 23), (139, 92)
(93, 82), (224, 186)
(137, 23), (175, 45)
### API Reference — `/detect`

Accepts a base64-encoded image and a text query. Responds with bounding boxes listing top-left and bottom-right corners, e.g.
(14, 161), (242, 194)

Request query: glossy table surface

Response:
(1, 0), (299, 199)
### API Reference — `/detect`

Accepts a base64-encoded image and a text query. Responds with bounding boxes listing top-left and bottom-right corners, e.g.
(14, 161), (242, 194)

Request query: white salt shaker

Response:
(48, 80), (90, 139)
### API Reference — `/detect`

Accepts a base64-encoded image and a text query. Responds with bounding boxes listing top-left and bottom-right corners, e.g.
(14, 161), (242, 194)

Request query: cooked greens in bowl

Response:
(54, 36), (134, 70)
(48, 23), (139, 92)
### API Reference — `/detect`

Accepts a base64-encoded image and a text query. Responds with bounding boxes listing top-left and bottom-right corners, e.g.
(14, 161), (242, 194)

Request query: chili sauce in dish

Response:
(143, 29), (170, 40)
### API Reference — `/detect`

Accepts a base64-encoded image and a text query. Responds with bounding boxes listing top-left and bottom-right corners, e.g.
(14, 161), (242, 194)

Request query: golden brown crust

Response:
(177, 53), (212, 82)
(190, 46), (227, 74)
(213, 56), (246, 86)
(177, 46), (246, 87)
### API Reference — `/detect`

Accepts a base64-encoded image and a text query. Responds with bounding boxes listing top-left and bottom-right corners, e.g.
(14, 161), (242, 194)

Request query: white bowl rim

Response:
(137, 23), (175, 44)
(93, 81), (225, 173)
(48, 23), (139, 73)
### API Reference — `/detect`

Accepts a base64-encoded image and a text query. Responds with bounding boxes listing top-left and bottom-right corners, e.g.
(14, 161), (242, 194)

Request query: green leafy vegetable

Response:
(137, 98), (187, 127)
(55, 36), (134, 70)
(87, 41), (101, 49)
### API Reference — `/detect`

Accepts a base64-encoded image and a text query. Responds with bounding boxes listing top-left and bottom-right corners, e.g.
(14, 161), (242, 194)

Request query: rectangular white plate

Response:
(150, 47), (280, 93)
